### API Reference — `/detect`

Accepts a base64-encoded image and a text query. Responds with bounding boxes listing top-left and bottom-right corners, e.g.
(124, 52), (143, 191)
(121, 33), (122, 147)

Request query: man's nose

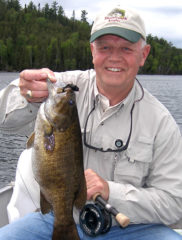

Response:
(109, 49), (123, 61)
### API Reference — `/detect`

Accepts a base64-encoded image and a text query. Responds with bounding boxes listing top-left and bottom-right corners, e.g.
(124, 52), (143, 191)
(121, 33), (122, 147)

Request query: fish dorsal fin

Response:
(47, 77), (57, 98)
(26, 132), (35, 149)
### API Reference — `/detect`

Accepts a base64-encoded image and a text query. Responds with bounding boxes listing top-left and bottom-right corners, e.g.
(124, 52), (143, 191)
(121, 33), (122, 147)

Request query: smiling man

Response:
(0, 6), (182, 240)
(90, 35), (150, 105)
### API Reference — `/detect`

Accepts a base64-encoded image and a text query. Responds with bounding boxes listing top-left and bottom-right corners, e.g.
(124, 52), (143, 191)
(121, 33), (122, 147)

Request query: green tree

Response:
(6, 37), (14, 70)
(27, 1), (36, 12)
(47, 37), (59, 69)
(0, 0), (181, 73)
(0, 40), (8, 70)
(81, 10), (88, 22)
(51, 1), (58, 16)
(42, 3), (49, 18)
(71, 10), (75, 21)
(7, 0), (21, 11)
(0, 0), (7, 20)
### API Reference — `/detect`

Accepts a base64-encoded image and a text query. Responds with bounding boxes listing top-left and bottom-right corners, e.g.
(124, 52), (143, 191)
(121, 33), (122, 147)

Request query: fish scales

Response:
(28, 80), (87, 240)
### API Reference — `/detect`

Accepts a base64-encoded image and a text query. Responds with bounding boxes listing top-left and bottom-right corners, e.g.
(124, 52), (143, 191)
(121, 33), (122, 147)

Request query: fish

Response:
(27, 79), (87, 240)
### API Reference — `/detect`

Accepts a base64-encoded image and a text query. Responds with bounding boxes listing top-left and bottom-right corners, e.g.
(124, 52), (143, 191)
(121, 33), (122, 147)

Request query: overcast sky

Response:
(19, 0), (182, 49)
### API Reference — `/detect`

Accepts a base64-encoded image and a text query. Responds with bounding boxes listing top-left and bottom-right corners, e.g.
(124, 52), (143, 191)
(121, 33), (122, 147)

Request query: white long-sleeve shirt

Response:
(1, 69), (182, 226)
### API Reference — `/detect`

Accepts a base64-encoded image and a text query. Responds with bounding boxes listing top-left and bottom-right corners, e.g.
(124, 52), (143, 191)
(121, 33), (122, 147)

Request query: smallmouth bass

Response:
(27, 79), (87, 240)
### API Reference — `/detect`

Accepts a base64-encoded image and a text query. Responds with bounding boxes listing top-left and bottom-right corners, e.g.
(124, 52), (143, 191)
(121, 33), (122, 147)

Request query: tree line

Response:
(0, 0), (182, 75)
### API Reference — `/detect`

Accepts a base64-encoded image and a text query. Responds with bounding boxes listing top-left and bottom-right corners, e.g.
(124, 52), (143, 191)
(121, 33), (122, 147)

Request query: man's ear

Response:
(90, 43), (94, 56)
(140, 44), (151, 67)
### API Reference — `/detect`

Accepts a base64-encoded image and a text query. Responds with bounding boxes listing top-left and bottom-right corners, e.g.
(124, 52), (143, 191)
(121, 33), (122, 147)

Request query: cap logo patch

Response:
(105, 8), (127, 22)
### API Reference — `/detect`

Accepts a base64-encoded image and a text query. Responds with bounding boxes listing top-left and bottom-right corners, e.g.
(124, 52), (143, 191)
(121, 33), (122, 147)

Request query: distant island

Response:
(0, 0), (181, 75)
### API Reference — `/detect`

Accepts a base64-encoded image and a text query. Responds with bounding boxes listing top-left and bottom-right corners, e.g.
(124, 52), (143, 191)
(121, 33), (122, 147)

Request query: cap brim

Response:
(90, 27), (142, 43)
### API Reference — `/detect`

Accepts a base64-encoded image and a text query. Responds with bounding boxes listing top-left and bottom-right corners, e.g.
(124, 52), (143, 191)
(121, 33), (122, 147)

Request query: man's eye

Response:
(99, 46), (110, 51)
(123, 47), (132, 52)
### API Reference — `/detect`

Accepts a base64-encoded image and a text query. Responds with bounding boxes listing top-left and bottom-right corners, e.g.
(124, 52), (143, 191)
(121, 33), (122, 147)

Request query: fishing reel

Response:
(79, 194), (130, 237)
(79, 203), (112, 237)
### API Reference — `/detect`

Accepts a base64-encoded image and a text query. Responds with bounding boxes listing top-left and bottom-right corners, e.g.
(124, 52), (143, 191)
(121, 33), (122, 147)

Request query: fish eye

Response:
(68, 99), (74, 105)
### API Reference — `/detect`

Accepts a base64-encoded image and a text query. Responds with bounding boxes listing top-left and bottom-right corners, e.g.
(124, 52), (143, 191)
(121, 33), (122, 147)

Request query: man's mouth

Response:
(107, 68), (122, 72)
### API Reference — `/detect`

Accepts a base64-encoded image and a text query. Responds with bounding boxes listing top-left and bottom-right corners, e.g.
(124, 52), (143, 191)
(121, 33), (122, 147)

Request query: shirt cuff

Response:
(107, 181), (126, 204)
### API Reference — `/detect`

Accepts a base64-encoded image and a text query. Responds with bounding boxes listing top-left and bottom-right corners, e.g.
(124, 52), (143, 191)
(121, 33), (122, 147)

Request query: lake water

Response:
(0, 72), (182, 188)
(0, 72), (27, 188)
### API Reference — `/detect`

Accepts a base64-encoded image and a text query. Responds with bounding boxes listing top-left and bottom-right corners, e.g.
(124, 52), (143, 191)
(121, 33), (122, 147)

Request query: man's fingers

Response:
(85, 169), (109, 201)
(20, 68), (56, 82)
(19, 79), (49, 91)
(19, 68), (56, 103)
(20, 69), (47, 81)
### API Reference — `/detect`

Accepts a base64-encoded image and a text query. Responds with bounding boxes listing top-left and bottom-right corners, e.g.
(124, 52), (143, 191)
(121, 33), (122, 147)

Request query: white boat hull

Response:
(0, 185), (13, 227)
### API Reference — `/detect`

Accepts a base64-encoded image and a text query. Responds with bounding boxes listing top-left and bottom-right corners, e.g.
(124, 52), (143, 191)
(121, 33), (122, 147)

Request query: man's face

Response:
(90, 35), (150, 98)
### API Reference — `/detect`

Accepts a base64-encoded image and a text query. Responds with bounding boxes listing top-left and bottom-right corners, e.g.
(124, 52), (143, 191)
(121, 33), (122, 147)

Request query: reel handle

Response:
(93, 193), (130, 228)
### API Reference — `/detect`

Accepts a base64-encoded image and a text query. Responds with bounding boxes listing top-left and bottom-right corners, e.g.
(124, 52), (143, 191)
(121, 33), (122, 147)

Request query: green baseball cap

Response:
(90, 7), (146, 43)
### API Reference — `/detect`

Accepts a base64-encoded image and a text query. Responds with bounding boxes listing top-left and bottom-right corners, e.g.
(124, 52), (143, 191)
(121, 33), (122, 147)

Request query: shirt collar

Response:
(93, 79), (137, 111)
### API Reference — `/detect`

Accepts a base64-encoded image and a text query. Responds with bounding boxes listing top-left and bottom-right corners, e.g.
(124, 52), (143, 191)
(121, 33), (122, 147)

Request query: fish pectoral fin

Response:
(74, 179), (87, 210)
(40, 191), (52, 214)
(26, 132), (35, 149)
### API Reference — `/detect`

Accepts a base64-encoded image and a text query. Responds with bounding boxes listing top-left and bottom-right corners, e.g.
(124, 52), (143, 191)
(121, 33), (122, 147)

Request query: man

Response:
(0, 6), (182, 240)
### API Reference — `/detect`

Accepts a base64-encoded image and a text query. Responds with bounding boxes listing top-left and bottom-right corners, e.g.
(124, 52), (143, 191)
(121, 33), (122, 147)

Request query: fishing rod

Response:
(93, 193), (130, 228)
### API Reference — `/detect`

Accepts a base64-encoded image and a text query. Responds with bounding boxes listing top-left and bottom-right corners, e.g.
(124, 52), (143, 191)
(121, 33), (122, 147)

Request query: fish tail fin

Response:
(52, 223), (80, 240)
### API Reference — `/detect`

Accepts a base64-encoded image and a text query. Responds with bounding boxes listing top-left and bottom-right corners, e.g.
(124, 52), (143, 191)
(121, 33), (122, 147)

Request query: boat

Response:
(0, 184), (13, 227)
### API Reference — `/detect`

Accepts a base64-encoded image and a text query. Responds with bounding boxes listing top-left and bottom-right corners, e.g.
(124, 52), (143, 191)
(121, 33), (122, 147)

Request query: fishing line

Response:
(17, 168), (39, 211)
(17, 167), (52, 231)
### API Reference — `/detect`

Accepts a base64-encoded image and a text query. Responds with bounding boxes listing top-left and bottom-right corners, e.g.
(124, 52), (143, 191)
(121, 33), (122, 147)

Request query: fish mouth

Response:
(62, 84), (79, 92)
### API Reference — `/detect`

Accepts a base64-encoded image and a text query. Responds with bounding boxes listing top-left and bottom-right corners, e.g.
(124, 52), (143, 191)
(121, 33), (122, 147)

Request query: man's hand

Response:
(85, 169), (109, 201)
(19, 68), (56, 103)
